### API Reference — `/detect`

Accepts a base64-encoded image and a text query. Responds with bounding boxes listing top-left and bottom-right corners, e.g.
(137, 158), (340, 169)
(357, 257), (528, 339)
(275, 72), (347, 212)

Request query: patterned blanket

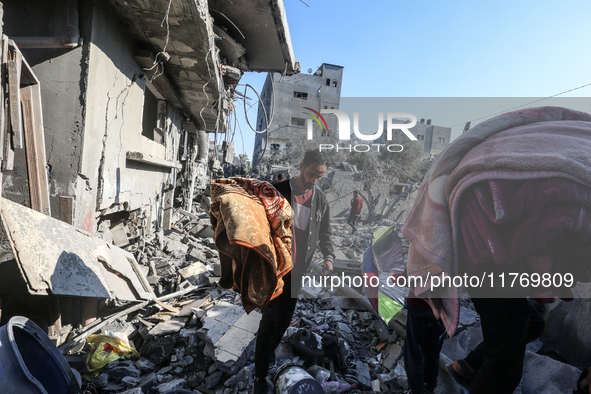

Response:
(210, 178), (293, 312)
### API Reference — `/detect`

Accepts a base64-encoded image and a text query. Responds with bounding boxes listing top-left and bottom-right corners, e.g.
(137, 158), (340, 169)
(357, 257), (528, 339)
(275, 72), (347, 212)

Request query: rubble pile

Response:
(62, 211), (423, 393)
(279, 297), (411, 393)
(79, 290), (247, 394)
(130, 217), (220, 297)
(77, 292), (416, 393)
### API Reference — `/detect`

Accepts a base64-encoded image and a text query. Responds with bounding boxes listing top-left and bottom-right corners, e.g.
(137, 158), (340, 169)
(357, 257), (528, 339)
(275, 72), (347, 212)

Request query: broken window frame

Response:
(417, 134), (425, 141)
(141, 82), (167, 145)
(1, 38), (51, 215)
(438, 137), (446, 144)
(291, 117), (306, 127)
(293, 91), (308, 100)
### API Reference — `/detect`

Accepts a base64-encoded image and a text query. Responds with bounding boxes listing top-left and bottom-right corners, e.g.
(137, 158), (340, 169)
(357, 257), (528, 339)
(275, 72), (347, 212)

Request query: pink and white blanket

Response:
(401, 106), (591, 336)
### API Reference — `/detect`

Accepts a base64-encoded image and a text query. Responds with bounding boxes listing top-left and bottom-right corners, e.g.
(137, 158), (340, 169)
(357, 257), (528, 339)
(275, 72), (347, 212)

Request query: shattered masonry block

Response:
(356, 360), (372, 389)
(201, 319), (230, 344)
(156, 378), (186, 393)
(177, 355), (194, 368)
(164, 238), (189, 255)
(206, 301), (245, 326)
(177, 298), (208, 317)
(521, 351), (582, 393)
(187, 247), (207, 262)
(381, 343), (402, 370)
(178, 262), (209, 286)
(334, 250), (349, 260)
(147, 337), (176, 365)
(214, 322), (260, 374)
(205, 370), (223, 389)
(122, 376), (141, 387)
(119, 388), (142, 394)
(158, 366), (173, 375)
(198, 301), (262, 375)
(106, 363), (141, 382)
(335, 322), (356, 344)
(378, 371), (397, 390)
(233, 309), (264, 334)
(179, 328), (199, 337)
(301, 280), (324, 298)
(374, 319), (390, 342)
(149, 317), (188, 336)
(371, 380), (381, 391)
(135, 358), (156, 372)
(393, 361), (406, 377)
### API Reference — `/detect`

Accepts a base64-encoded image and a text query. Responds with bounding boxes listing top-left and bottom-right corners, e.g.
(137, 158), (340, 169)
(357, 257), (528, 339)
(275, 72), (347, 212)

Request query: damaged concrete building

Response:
(0, 0), (299, 341)
(252, 63), (344, 165)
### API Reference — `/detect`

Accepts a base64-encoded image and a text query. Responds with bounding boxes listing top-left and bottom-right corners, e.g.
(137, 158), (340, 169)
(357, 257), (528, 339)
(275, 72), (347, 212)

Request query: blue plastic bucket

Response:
(0, 316), (80, 393)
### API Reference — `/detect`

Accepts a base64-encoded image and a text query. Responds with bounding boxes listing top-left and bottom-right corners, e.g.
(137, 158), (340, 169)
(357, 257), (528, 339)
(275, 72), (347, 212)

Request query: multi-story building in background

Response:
(252, 63), (344, 164)
(411, 118), (451, 158)
(380, 117), (451, 159)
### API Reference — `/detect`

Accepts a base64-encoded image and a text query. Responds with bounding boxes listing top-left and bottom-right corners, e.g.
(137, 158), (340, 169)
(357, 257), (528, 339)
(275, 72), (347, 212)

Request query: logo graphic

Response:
(303, 108), (418, 153)
(303, 107), (329, 134)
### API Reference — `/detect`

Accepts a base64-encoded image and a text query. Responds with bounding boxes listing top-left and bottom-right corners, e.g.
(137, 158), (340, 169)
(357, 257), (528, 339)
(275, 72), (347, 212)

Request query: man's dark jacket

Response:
(273, 179), (335, 279)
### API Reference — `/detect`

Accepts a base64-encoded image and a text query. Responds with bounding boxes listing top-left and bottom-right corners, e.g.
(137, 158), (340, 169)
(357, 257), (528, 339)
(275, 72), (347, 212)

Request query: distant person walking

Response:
(347, 190), (363, 233)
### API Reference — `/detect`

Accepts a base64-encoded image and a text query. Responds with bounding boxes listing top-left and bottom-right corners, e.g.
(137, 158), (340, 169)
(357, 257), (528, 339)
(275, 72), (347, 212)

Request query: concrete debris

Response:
(381, 343), (403, 371)
(149, 317), (188, 337)
(155, 378), (186, 393)
(40, 192), (583, 394)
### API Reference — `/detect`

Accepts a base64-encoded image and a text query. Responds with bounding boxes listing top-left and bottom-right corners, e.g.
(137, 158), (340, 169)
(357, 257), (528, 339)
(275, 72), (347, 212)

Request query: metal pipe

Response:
(12, 0), (82, 49)
(65, 0), (81, 45)
(12, 37), (80, 49)
(187, 129), (208, 213)
(196, 129), (209, 164)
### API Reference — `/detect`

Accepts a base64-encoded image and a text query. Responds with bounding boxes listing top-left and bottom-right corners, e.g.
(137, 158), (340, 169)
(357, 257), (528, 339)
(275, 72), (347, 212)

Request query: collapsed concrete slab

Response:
(197, 300), (262, 375)
(0, 197), (153, 301)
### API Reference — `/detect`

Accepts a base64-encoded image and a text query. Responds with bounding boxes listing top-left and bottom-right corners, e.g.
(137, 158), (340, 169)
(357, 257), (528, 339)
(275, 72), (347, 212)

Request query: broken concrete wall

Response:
(2, 0), (88, 216)
(74, 1), (183, 233)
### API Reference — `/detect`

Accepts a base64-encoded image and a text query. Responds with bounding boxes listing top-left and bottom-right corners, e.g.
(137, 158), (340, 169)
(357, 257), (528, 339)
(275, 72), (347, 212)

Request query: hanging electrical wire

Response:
(144, 0), (173, 82)
(451, 81), (591, 128)
(243, 78), (275, 134)
(245, 84), (271, 174)
(243, 65), (293, 175)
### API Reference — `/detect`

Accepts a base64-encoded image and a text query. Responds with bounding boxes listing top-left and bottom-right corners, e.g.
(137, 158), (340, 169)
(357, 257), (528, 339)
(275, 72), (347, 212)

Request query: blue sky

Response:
(229, 0), (591, 158)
